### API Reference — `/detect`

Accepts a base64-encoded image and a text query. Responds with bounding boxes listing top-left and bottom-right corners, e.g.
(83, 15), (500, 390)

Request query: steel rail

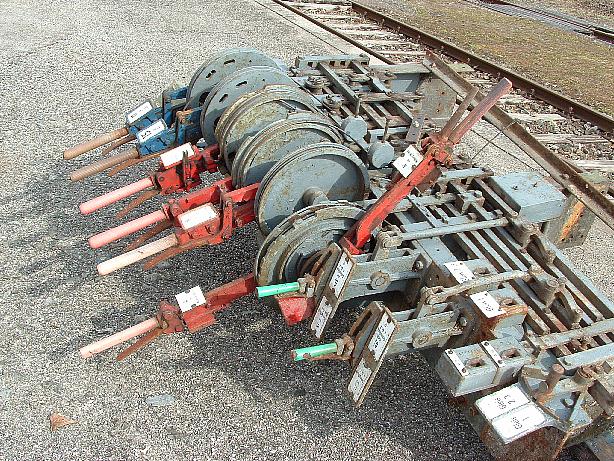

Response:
(469, 0), (614, 45)
(351, 1), (614, 133)
(270, 0), (394, 64)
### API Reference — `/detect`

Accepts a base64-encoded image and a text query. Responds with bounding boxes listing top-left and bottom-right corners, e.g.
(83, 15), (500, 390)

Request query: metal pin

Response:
(383, 117), (391, 142)
(354, 96), (362, 117)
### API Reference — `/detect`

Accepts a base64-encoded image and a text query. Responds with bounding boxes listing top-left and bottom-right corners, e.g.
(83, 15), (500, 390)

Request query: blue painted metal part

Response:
(122, 88), (202, 157)
(126, 87), (188, 133)
(162, 87), (188, 126)
(133, 107), (203, 156)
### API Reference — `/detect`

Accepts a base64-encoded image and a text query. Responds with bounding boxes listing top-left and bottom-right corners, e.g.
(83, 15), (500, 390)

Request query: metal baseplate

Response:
(65, 48), (614, 460)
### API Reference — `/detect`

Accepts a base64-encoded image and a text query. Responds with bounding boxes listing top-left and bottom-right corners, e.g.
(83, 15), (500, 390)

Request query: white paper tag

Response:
(136, 119), (166, 143)
(126, 101), (154, 124)
(491, 404), (545, 442)
(445, 349), (468, 376)
(444, 261), (475, 283)
(160, 143), (194, 168)
(392, 145), (423, 177)
(470, 291), (505, 318)
(175, 286), (206, 313)
(368, 313), (395, 361)
(311, 296), (333, 338)
(177, 204), (218, 230)
(329, 252), (354, 297)
(476, 386), (530, 421)
(348, 358), (373, 402)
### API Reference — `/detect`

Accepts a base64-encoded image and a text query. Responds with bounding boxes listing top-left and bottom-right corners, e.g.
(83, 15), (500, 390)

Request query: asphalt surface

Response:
(0, 0), (612, 460)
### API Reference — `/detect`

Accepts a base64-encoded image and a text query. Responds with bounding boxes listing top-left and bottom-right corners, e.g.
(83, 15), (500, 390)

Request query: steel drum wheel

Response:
(185, 48), (283, 109)
(231, 113), (342, 188)
(199, 66), (297, 145)
(255, 202), (364, 287)
(254, 142), (369, 235)
(214, 85), (320, 170)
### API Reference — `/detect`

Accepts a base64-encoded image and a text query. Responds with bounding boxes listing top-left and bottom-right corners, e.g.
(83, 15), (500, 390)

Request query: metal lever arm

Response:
(341, 78), (512, 254)
(78, 274), (256, 360)
(78, 144), (220, 216)
(94, 179), (259, 275)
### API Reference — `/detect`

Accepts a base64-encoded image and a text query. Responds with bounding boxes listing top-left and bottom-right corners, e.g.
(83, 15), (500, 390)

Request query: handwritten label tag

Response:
(311, 296), (333, 338)
(476, 386), (530, 421)
(348, 358), (373, 402)
(444, 261), (475, 283)
(491, 404), (545, 442)
(471, 291), (505, 318)
(177, 203), (218, 230)
(368, 313), (395, 361)
(136, 119), (166, 143)
(175, 286), (206, 312)
(329, 252), (354, 297)
(392, 145), (423, 177)
(126, 101), (153, 124)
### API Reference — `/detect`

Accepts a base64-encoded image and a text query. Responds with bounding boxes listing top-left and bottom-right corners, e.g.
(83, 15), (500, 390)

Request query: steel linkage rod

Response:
(424, 52), (614, 232)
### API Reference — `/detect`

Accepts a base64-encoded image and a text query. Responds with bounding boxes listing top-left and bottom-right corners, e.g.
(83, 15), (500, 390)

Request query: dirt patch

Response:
(517, 0), (614, 28)
(357, 0), (614, 116)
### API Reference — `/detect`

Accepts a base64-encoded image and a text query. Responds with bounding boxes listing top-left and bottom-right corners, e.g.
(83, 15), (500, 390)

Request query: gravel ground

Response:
(0, 0), (612, 460)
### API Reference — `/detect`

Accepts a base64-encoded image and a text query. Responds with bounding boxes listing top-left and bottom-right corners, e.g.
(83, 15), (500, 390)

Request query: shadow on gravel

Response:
(11, 156), (576, 461)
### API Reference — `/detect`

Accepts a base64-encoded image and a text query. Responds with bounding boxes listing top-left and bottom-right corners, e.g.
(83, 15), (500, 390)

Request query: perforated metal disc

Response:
(185, 48), (283, 109)
(200, 66), (296, 144)
(231, 113), (341, 188)
(214, 85), (319, 169)
(255, 202), (364, 287)
(255, 142), (369, 235)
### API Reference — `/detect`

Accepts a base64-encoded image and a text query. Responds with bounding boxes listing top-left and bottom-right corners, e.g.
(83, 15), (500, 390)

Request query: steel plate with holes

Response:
(232, 113), (341, 188)
(199, 66), (296, 144)
(184, 48), (283, 109)
(254, 143), (369, 234)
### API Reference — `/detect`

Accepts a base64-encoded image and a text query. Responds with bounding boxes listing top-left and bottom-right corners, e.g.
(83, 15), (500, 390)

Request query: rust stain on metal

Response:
(472, 303), (528, 342)
(481, 425), (568, 460)
(559, 201), (586, 242)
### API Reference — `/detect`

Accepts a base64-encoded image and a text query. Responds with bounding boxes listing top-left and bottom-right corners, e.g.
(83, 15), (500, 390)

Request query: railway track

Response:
(273, 0), (614, 135)
(269, 0), (614, 227)
(466, 0), (614, 45)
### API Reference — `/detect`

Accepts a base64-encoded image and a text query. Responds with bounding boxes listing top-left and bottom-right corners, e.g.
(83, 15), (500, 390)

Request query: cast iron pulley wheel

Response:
(185, 48), (284, 109)
(254, 142), (369, 235)
(255, 202), (364, 288)
(214, 84), (320, 169)
(231, 112), (341, 188)
(199, 66), (296, 144)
